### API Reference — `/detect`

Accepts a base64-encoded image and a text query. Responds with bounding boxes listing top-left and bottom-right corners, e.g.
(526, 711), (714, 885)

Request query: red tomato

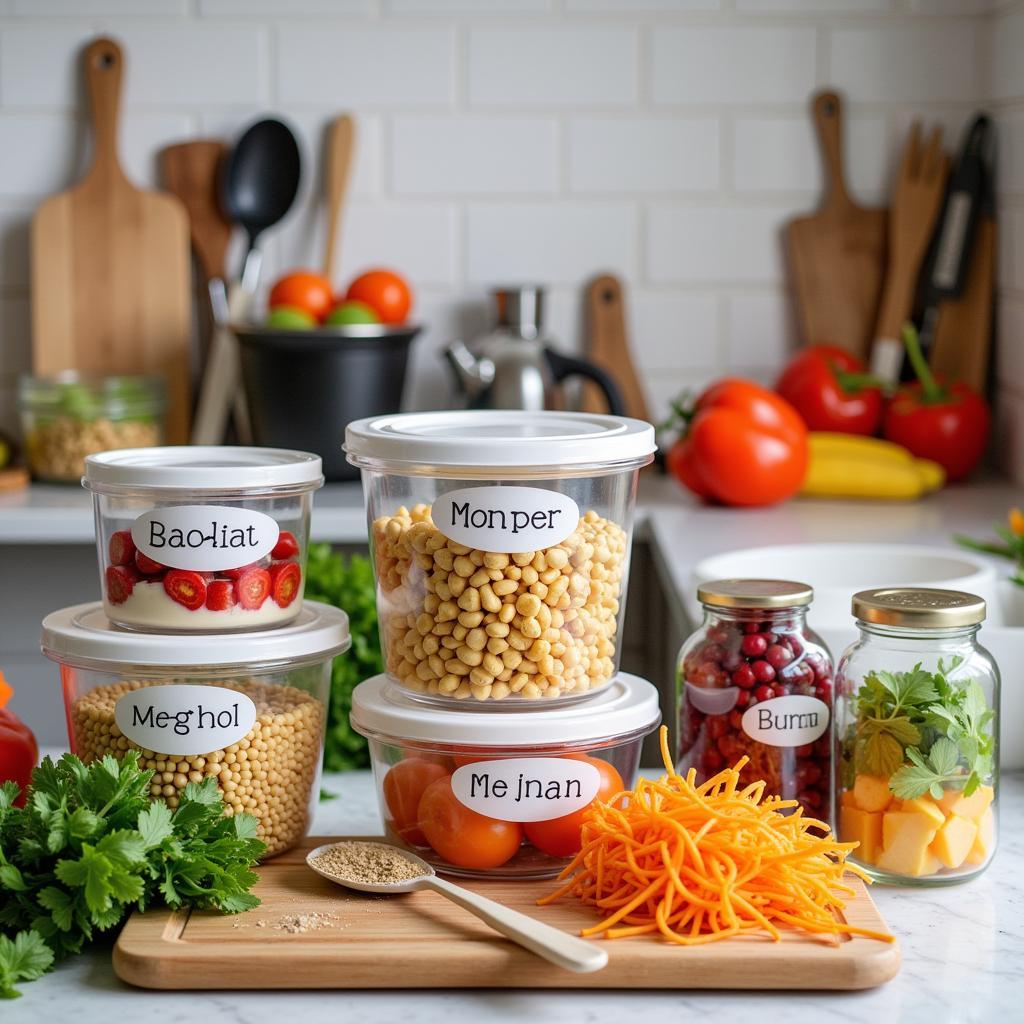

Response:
(383, 758), (449, 847)
(775, 345), (883, 435)
(523, 757), (624, 858)
(269, 271), (334, 322)
(0, 675), (37, 808)
(346, 269), (412, 325)
(672, 379), (808, 507)
(884, 380), (991, 482)
(417, 776), (522, 869)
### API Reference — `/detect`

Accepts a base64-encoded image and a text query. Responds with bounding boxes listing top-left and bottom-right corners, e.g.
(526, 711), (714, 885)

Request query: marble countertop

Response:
(7, 769), (1022, 1023)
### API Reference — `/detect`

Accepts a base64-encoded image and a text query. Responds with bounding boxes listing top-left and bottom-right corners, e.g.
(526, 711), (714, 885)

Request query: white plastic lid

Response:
(344, 410), (656, 470)
(83, 446), (324, 492)
(350, 673), (661, 748)
(41, 601), (350, 670)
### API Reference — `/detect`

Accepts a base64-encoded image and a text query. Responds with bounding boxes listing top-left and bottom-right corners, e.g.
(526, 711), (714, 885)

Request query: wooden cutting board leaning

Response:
(785, 91), (887, 360)
(113, 835), (900, 992)
(31, 37), (192, 444)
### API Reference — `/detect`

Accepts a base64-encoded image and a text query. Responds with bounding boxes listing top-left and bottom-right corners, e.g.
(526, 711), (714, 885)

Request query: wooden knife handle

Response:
(83, 37), (125, 183)
(813, 90), (851, 212)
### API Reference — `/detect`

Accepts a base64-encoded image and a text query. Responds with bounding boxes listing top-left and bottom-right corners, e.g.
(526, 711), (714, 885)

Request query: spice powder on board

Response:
(311, 842), (426, 885)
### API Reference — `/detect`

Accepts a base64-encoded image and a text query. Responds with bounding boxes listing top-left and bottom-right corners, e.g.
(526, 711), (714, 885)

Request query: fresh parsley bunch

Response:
(0, 751), (265, 998)
(849, 661), (995, 802)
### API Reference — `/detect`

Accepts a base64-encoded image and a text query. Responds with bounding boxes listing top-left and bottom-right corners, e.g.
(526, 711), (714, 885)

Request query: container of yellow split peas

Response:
(344, 411), (656, 706)
(41, 600), (350, 858)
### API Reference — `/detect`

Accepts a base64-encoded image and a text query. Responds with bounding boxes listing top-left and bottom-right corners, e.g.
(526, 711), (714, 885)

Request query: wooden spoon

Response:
(322, 114), (355, 284)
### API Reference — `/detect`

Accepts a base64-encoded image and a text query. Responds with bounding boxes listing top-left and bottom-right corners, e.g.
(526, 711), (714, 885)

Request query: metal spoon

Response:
(306, 841), (608, 975)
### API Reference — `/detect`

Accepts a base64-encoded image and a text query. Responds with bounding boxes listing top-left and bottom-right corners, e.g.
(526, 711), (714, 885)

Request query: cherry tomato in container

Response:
(669, 379), (809, 507)
(0, 673), (38, 808)
(383, 757), (449, 847)
(776, 345), (884, 436)
(269, 271), (334, 322)
(346, 269), (412, 325)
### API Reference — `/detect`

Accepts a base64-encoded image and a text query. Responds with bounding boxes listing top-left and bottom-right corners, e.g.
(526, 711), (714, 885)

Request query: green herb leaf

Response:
(0, 930), (54, 999)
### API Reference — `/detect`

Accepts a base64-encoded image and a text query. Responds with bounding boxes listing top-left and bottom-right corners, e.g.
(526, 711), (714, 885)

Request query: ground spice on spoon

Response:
(311, 841), (426, 885)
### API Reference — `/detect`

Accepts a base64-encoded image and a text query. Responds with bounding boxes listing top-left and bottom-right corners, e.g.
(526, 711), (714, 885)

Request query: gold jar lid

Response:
(697, 578), (813, 609)
(852, 587), (986, 628)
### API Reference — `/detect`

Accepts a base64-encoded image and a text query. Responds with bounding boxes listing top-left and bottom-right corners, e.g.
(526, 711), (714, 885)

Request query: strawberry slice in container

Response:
(235, 568), (272, 610)
(164, 570), (208, 611)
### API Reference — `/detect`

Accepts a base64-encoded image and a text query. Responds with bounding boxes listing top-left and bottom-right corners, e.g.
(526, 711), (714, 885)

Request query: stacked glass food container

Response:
(39, 447), (351, 858)
(343, 411), (662, 878)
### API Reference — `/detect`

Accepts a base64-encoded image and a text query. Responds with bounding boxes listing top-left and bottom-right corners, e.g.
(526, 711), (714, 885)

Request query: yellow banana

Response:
(800, 449), (945, 501)
(808, 432), (915, 465)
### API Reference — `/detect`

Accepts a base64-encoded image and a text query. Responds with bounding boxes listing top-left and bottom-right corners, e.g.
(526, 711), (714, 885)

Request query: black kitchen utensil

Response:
(914, 114), (994, 366)
(235, 323), (421, 482)
(222, 117), (302, 289)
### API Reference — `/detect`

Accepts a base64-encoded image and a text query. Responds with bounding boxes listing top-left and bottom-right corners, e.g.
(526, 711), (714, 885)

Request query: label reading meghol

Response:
(740, 694), (830, 748)
(451, 757), (600, 822)
(433, 486), (579, 554)
(114, 684), (257, 756)
(131, 504), (279, 571)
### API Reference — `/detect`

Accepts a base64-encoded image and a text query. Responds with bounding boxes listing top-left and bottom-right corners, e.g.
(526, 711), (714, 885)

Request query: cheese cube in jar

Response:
(42, 601), (350, 858)
(345, 411), (656, 706)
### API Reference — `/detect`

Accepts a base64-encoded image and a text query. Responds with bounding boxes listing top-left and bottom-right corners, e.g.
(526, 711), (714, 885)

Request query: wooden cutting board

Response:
(114, 836), (900, 991)
(31, 37), (192, 444)
(786, 91), (887, 360)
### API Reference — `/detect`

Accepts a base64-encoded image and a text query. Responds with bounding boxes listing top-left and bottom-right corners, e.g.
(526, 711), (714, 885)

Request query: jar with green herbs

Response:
(836, 588), (998, 885)
(19, 373), (165, 483)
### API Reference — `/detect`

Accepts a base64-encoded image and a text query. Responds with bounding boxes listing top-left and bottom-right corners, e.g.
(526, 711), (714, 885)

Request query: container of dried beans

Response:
(41, 600), (350, 858)
(344, 410), (656, 705)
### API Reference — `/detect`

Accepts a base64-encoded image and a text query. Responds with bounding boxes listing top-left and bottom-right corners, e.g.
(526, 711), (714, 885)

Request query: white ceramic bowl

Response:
(691, 544), (999, 627)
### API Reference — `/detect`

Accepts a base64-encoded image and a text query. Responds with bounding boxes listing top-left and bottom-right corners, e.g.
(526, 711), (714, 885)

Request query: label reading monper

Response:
(451, 757), (601, 822)
(131, 505), (280, 572)
(115, 684), (257, 756)
(741, 694), (830, 748)
(432, 486), (580, 553)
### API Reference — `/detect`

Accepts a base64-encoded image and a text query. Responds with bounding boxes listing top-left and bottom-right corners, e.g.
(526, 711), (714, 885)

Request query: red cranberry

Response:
(799, 789), (822, 810)
(760, 631), (778, 645)
(752, 660), (776, 684)
(722, 650), (742, 672)
(797, 763), (822, 787)
(816, 680), (833, 702)
(794, 743), (814, 757)
(732, 664), (756, 688)
(708, 717), (729, 740)
(729, 710), (744, 730)
(741, 634), (767, 657)
(765, 643), (793, 669)
(734, 689), (750, 708)
(742, 621), (761, 634)
(754, 684), (774, 703)
(703, 748), (725, 772)
(771, 683), (788, 698)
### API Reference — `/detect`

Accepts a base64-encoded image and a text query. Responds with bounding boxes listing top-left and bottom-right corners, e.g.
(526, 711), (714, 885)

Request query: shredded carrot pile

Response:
(538, 727), (894, 946)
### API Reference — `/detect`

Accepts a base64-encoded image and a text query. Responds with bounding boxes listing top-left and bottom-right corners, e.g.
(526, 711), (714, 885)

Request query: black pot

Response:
(235, 322), (421, 482)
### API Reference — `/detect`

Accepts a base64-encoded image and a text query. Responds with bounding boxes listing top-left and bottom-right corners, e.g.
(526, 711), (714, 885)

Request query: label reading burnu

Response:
(451, 757), (600, 822)
(131, 505), (279, 571)
(115, 684), (256, 757)
(432, 486), (579, 554)
(740, 694), (830, 748)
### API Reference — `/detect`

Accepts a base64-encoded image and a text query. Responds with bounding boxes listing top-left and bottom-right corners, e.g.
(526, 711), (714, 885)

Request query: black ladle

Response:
(222, 117), (301, 292)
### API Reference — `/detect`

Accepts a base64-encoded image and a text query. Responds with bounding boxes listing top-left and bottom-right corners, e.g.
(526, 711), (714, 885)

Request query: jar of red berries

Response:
(676, 579), (834, 821)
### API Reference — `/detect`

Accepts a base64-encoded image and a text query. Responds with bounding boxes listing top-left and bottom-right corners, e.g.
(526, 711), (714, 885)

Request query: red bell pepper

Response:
(776, 344), (884, 436)
(883, 326), (991, 483)
(0, 672), (37, 807)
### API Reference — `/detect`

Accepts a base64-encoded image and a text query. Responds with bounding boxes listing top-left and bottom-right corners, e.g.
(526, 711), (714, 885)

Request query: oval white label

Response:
(114, 684), (257, 756)
(432, 486), (580, 554)
(451, 757), (601, 822)
(131, 505), (279, 571)
(741, 694), (830, 748)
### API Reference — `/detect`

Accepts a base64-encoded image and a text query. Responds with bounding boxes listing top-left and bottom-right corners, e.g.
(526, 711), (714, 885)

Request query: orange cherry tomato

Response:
(269, 270), (334, 322)
(523, 756), (624, 858)
(346, 268), (412, 325)
(417, 776), (522, 870)
(383, 758), (449, 847)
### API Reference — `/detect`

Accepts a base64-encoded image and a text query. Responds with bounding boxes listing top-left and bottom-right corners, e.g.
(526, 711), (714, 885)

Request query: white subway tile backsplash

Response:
(629, 291), (719, 371)
(646, 205), (791, 284)
(567, 1), (718, 10)
(997, 298), (1024, 393)
(0, 27), (90, 108)
(469, 27), (637, 107)
(392, 117), (558, 195)
(733, 115), (888, 198)
(642, 369), (718, 421)
(0, 296), (30, 379)
(997, 112), (1024, 195)
(13, 0), (185, 12)
(568, 118), (719, 193)
(989, 9), (1024, 100)
(389, 0), (552, 12)
(726, 291), (796, 371)
(0, 116), (80, 196)
(278, 26), (454, 106)
(830, 24), (981, 104)
(995, 387), (1024, 484)
(737, 0), (887, 10)
(0, 204), (31, 291)
(201, 0), (370, 13)
(651, 27), (816, 105)
(466, 203), (635, 286)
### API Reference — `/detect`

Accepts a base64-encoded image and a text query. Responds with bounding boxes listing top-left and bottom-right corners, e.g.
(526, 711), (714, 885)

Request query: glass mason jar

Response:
(676, 580), (834, 820)
(836, 588), (999, 886)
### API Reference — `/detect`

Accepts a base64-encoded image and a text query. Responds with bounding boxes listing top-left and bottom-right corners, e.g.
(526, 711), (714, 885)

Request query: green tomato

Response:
(266, 305), (317, 329)
(325, 300), (381, 326)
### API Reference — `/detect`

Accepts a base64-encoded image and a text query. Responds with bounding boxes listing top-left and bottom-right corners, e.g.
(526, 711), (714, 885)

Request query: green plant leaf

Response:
(0, 931), (54, 999)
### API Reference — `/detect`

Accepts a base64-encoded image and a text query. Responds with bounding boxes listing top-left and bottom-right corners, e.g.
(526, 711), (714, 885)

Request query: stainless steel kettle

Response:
(445, 286), (624, 414)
